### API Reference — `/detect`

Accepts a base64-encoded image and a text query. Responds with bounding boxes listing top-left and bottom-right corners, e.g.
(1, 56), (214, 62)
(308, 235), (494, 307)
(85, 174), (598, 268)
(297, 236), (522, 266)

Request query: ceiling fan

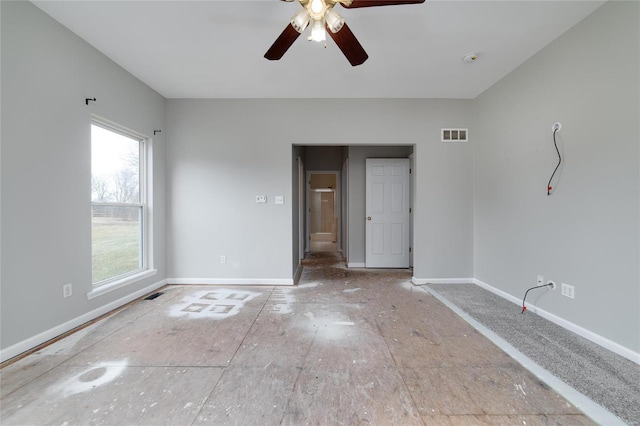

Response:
(265, 0), (426, 66)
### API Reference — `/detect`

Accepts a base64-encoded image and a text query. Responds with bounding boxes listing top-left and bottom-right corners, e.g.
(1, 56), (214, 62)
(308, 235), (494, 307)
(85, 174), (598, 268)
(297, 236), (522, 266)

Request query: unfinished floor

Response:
(1, 253), (595, 425)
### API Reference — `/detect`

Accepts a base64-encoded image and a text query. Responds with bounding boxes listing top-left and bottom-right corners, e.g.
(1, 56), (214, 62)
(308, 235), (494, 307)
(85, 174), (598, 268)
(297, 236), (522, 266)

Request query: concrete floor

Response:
(0, 253), (595, 425)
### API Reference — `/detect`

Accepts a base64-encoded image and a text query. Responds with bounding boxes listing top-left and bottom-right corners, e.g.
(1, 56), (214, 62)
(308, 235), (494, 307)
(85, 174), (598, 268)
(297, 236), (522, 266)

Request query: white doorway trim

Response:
(409, 153), (414, 268)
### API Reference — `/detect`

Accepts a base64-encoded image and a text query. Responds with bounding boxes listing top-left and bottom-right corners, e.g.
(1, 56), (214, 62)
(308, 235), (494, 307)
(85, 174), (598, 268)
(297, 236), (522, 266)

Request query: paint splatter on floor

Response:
(169, 289), (260, 319)
(50, 361), (128, 397)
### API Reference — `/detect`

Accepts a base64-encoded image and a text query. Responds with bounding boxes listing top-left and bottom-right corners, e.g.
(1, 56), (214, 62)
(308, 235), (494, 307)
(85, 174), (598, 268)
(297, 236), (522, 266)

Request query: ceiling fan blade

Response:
(326, 22), (368, 66)
(341, 0), (425, 8)
(265, 23), (302, 60)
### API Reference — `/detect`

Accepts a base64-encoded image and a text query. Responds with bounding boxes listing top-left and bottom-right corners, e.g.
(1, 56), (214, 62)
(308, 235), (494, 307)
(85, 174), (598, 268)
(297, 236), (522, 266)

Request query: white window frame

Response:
(88, 116), (156, 299)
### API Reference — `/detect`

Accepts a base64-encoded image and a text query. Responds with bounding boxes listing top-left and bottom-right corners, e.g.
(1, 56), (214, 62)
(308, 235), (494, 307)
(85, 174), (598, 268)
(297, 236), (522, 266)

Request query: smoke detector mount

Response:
(463, 53), (478, 63)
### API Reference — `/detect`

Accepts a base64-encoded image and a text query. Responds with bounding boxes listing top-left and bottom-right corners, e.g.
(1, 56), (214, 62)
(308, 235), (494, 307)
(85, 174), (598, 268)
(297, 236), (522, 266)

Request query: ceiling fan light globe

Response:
(310, 19), (326, 42)
(325, 9), (344, 33)
(291, 9), (310, 33)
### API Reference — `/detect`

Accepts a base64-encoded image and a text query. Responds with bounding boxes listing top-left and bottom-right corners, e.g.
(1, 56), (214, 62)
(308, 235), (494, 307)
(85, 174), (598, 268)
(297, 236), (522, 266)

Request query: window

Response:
(91, 121), (148, 287)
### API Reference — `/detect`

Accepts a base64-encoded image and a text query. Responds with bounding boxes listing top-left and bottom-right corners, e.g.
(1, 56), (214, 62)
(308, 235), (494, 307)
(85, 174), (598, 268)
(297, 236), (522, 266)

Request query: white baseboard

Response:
(412, 277), (474, 285)
(472, 279), (640, 365)
(0, 279), (167, 363)
(472, 278), (522, 305)
(347, 262), (365, 268)
(167, 278), (294, 286)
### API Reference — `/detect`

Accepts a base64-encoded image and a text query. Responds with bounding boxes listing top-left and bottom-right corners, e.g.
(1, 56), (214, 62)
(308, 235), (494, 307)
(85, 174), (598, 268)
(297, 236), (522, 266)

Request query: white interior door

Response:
(365, 158), (410, 268)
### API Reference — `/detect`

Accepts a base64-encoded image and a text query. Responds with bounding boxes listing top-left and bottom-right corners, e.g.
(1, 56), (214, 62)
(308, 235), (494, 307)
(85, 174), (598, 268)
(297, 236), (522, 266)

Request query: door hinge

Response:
(409, 208), (412, 213)
(409, 247), (412, 253)
(409, 168), (412, 174)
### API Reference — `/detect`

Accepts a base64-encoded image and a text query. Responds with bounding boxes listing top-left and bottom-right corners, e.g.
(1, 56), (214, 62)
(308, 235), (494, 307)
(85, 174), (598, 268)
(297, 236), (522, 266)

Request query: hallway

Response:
(0, 254), (593, 425)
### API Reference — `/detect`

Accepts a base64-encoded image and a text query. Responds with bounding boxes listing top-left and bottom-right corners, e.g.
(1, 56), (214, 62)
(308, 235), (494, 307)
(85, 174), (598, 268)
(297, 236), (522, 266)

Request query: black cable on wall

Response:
(547, 123), (562, 195)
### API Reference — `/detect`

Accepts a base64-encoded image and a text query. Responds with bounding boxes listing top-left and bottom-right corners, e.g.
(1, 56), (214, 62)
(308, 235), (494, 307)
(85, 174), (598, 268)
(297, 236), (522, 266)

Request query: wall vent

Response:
(441, 128), (468, 142)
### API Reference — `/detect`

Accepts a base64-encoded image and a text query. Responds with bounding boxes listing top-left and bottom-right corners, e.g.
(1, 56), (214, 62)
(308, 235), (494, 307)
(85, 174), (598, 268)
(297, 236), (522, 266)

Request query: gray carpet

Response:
(425, 283), (640, 426)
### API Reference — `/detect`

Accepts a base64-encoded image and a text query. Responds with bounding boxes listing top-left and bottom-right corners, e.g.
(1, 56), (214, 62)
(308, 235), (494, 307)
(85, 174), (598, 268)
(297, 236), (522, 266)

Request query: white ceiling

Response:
(32, 0), (605, 99)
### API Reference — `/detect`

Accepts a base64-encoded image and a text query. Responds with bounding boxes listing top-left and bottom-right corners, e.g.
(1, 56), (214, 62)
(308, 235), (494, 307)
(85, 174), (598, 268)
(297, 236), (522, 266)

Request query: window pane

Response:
(91, 125), (140, 203)
(92, 205), (143, 284)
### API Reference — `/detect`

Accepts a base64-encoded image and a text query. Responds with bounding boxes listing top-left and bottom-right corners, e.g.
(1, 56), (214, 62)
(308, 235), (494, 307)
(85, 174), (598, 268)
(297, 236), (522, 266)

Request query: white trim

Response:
(412, 277), (474, 285)
(347, 262), (365, 268)
(420, 285), (626, 426)
(472, 279), (640, 365)
(88, 269), (158, 299)
(167, 278), (294, 286)
(91, 114), (149, 141)
(472, 278), (523, 305)
(0, 278), (167, 363)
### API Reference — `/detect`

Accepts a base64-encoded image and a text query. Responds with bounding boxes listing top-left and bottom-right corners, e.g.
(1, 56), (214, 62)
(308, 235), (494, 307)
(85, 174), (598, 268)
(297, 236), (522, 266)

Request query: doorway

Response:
(307, 172), (339, 253)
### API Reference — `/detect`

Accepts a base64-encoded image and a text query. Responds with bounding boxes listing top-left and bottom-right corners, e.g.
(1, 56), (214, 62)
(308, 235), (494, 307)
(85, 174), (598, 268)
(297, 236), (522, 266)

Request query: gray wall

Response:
(1, 2), (167, 352)
(473, 1), (639, 352)
(166, 99), (473, 282)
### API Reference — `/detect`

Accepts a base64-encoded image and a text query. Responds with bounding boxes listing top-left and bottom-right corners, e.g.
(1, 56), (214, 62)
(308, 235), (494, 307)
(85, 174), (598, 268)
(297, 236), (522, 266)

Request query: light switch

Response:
(256, 195), (267, 204)
(275, 196), (284, 205)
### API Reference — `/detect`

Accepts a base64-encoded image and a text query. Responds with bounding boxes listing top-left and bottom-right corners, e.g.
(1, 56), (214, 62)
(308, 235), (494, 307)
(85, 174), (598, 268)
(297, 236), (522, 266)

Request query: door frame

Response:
(297, 156), (305, 261)
(342, 158), (349, 261)
(306, 170), (341, 253)
(408, 153), (414, 268)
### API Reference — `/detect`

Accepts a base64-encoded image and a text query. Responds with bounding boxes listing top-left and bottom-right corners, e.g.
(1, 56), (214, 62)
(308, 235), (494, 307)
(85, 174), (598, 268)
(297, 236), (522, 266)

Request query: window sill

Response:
(87, 269), (158, 300)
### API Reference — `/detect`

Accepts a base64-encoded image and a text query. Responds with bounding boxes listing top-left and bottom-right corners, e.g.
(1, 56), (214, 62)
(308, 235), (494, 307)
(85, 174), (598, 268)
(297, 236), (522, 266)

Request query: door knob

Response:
(367, 216), (372, 221)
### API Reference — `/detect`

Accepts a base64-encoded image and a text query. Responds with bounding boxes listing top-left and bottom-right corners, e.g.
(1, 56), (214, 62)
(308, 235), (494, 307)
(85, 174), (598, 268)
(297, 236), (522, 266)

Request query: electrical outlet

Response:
(220, 255), (226, 264)
(561, 283), (575, 299)
(547, 280), (556, 290)
(63, 283), (72, 298)
(255, 195), (267, 204)
(537, 275), (544, 285)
